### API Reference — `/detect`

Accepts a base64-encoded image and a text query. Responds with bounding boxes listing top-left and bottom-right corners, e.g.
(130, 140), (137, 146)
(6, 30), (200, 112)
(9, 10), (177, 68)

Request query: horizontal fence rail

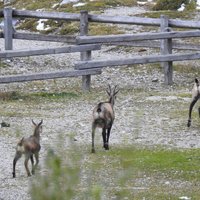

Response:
(0, 69), (102, 83)
(0, 44), (101, 58)
(110, 41), (200, 51)
(13, 32), (76, 43)
(12, 9), (80, 21)
(89, 14), (200, 29)
(76, 30), (200, 44)
(75, 52), (200, 69)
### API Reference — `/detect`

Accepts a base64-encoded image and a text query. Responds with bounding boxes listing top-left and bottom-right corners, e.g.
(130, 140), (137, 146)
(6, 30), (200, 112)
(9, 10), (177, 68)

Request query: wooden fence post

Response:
(4, 7), (13, 50)
(80, 10), (91, 91)
(160, 15), (173, 85)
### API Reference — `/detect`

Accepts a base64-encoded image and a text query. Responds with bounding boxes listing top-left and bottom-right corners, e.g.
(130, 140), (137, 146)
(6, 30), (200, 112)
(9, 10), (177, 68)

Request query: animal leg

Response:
(30, 155), (35, 175)
(188, 96), (199, 127)
(198, 107), (200, 118)
(34, 152), (39, 168)
(102, 128), (106, 149)
(105, 126), (112, 150)
(24, 154), (31, 177)
(12, 151), (22, 178)
(91, 122), (96, 153)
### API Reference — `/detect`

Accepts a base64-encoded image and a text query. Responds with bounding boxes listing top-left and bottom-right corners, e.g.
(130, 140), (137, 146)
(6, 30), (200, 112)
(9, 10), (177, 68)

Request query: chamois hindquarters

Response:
(12, 119), (43, 178)
(91, 85), (119, 153)
(187, 79), (200, 127)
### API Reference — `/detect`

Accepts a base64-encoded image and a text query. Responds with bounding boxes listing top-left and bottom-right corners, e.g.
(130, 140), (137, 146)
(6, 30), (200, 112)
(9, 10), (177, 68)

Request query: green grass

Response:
(0, 91), (79, 102)
(30, 146), (200, 199)
(32, 91), (78, 99)
(138, 10), (195, 20)
(0, 61), (9, 69)
(59, 0), (137, 13)
(89, 147), (200, 181)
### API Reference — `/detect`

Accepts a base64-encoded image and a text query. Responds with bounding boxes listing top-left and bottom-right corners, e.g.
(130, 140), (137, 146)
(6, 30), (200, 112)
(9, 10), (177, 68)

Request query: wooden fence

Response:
(1, 8), (200, 90)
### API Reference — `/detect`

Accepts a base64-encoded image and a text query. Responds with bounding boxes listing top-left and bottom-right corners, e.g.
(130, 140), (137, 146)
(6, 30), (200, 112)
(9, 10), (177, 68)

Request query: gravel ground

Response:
(1, 5), (200, 200)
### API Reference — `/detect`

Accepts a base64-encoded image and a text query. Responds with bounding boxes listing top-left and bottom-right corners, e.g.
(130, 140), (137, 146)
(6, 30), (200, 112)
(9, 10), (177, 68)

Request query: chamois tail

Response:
(97, 103), (102, 113)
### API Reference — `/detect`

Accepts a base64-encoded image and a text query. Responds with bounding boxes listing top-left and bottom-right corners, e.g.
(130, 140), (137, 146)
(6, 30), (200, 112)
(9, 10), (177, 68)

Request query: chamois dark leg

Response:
(30, 155), (35, 175)
(24, 154), (31, 177)
(187, 96), (199, 127)
(91, 122), (96, 153)
(102, 128), (107, 149)
(198, 107), (200, 118)
(12, 152), (22, 178)
(34, 152), (39, 168)
(105, 126), (112, 150)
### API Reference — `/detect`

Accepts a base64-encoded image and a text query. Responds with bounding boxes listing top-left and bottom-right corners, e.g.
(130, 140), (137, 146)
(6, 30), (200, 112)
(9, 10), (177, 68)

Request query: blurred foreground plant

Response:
(30, 143), (81, 200)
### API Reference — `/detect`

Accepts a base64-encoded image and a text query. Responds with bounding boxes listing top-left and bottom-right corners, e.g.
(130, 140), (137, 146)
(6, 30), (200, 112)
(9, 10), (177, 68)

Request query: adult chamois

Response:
(91, 85), (119, 153)
(187, 78), (200, 127)
(12, 119), (43, 178)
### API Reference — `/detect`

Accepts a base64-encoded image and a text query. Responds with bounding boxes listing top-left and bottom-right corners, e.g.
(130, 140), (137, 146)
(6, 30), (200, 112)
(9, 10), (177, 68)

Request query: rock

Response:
(1, 121), (10, 127)
(152, 77), (159, 82)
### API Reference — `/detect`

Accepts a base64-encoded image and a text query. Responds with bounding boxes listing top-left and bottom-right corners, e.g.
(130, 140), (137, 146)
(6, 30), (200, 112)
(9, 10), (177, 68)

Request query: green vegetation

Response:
(89, 23), (124, 35)
(0, 91), (23, 101)
(8, 0), (58, 10)
(59, 0), (137, 13)
(2, 0), (137, 11)
(31, 148), (81, 200)
(30, 146), (200, 199)
(0, 61), (9, 69)
(6, 0), (138, 35)
(0, 91), (79, 101)
(153, 0), (195, 11)
(140, 10), (195, 20)
(174, 64), (200, 76)
(32, 91), (78, 99)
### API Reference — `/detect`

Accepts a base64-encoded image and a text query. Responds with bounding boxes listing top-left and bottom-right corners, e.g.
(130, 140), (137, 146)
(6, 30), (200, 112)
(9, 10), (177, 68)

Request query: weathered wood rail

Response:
(75, 13), (200, 85)
(76, 30), (200, 44)
(0, 44), (101, 58)
(0, 69), (101, 84)
(0, 7), (200, 90)
(75, 52), (200, 69)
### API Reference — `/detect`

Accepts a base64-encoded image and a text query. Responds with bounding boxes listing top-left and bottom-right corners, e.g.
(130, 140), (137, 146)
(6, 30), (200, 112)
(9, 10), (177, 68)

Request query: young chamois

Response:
(187, 78), (200, 127)
(91, 85), (119, 153)
(12, 120), (43, 178)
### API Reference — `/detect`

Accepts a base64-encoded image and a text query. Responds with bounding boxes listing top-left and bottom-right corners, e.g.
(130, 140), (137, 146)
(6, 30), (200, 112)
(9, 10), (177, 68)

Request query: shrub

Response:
(30, 148), (81, 200)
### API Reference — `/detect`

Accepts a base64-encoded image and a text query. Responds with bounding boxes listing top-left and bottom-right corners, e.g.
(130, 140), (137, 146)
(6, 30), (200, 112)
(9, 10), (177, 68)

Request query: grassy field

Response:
(30, 145), (200, 199)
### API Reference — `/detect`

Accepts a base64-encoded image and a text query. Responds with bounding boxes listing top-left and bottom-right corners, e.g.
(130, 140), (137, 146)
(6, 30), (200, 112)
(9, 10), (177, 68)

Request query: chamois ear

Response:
(19, 137), (24, 145)
(195, 78), (199, 85)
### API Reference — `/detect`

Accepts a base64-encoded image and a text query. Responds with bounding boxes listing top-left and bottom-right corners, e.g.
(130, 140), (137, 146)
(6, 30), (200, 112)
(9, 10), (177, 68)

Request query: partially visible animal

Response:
(12, 120), (43, 178)
(91, 85), (119, 153)
(187, 78), (200, 127)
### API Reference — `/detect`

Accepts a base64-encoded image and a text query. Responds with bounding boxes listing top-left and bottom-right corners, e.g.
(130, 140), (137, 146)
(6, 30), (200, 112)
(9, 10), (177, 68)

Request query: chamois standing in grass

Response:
(91, 85), (119, 153)
(187, 78), (200, 127)
(12, 120), (43, 178)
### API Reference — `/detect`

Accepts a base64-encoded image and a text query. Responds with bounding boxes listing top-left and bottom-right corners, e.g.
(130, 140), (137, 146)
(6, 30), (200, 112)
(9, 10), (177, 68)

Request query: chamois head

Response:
(106, 84), (119, 107)
(32, 119), (43, 137)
